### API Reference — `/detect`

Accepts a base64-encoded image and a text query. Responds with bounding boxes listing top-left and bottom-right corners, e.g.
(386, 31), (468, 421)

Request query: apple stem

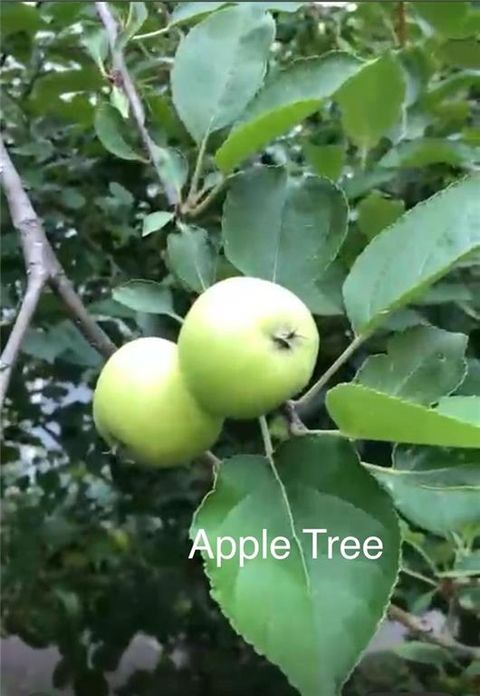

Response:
(293, 333), (367, 415)
(198, 450), (221, 471)
(259, 415), (274, 460)
(283, 401), (308, 435)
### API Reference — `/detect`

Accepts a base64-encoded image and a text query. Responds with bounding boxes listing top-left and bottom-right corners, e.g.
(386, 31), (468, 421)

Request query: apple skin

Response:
(93, 337), (223, 467)
(178, 277), (319, 419)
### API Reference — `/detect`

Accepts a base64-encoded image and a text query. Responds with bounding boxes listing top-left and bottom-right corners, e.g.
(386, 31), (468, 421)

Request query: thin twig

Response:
(0, 137), (116, 406)
(388, 604), (480, 659)
(401, 566), (438, 588)
(293, 333), (366, 414)
(95, 1), (178, 206)
(47, 250), (116, 356)
(0, 138), (50, 406)
(134, 2), (171, 41)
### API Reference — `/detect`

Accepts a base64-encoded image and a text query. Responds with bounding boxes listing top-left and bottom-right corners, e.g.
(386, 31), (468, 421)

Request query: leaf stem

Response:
(199, 449), (221, 472)
(187, 132), (210, 206)
(186, 178), (226, 218)
(134, 26), (169, 41)
(294, 333), (367, 414)
(401, 565), (438, 588)
(302, 429), (351, 439)
(258, 416), (311, 593)
(403, 535), (439, 576)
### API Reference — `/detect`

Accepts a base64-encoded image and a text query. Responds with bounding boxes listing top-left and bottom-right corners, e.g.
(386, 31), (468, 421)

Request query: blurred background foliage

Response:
(1, 2), (479, 694)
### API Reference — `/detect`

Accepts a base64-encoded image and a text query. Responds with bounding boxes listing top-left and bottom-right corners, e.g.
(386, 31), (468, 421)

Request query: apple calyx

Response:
(271, 328), (300, 351)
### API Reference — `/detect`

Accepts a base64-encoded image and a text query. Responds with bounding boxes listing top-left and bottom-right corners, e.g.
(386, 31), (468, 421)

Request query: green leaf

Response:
(170, 2), (304, 26)
(343, 175), (480, 335)
(394, 443), (480, 475)
(424, 70), (480, 106)
(109, 182), (134, 207)
(439, 38), (480, 69)
(116, 2), (148, 49)
(53, 323), (102, 368)
(251, 2), (304, 10)
(457, 359), (480, 396)
(380, 138), (480, 169)
(82, 29), (109, 73)
(112, 280), (180, 319)
(170, 2), (228, 26)
(142, 211), (175, 237)
(303, 143), (345, 181)
(32, 68), (103, 101)
(222, 166), (348, 313)
(22, 329), (64, 364)
(88, 299), (136, 319)
(326, 384), (480, 448)
(418, 280), (474, 305)
(357, 191), (405, 241)
(336, 53), (406, 149)
(344, 167), (395, 200)
(215, 53), (363, 172)
(151, 146), (188, 203)
(110, 85), (129, 119)
(171, 5), (275, 143)
(94, 104), (144, 161)
(167, 225), (217, 292)
(60, 188), (86, 210)
(356, 326), (468, 405)
(312, 261), (346, 316)
(392, 642), (453, 666)
(365, 445), (480, 536)
(454, 551), (480, 576)
(1, 3), (43, 37)
(192, 435), (400, 696)
(22, 323), (101, 367)
(415, 2), (473, 39)
(436, 396), (480, 425)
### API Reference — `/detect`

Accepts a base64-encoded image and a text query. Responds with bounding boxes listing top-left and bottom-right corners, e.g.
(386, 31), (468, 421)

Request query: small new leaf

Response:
(94, 104), (144, 161)
(142, 212), (175, 237)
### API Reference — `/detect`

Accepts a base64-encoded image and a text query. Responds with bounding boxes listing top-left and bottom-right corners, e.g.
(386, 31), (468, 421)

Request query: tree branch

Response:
(388, 604), (480, 659)
(95, 1), (178, 206)
(47, 248), (117, 357)
(0, 276), (46, 406)
(0, 136), (116, 406)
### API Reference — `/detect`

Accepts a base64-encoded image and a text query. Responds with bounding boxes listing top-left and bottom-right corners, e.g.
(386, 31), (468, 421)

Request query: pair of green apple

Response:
(93, 277), (320, 467)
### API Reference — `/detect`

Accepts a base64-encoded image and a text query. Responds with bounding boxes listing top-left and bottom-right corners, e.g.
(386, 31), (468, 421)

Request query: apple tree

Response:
(1, 2), (479, 695)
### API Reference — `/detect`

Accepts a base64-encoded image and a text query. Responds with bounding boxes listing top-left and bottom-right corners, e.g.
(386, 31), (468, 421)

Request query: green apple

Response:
(93, 337), (223, 467)
(178, 277), (319, 419)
